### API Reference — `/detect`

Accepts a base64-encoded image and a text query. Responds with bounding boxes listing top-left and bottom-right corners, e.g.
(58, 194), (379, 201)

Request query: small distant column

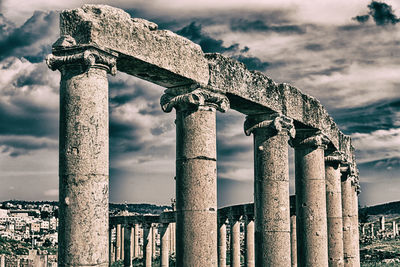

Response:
(290, 215), (297, 267)
(370, 224), (374, 238)
(291, 130), (329, 267)
(161, 87), (229, 267)
(244, 114), (294, 267)
(325, 152), (344, 267)
(143, 223), (153, 267)
(160, 223), (170, 267)
(393, 221), (397, 237)
(130, 225), (134, 261)
(245, 215), (255, 267)
(0, 254), (5, 267)
(121, 226), (125, 260)
(116, 224), (121, 261)
(124, 225), (132, 267)
(218, 217), (227, 267)
(380, 216), (385, 231)
(109, 226), (114, 264)
(229, 215), (241, 267)
(152, 224), (157, 259)
(134, 224), (140, 258)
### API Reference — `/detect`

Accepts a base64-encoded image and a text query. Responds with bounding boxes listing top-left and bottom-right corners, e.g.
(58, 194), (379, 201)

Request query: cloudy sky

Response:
(0, 0), (399, 207)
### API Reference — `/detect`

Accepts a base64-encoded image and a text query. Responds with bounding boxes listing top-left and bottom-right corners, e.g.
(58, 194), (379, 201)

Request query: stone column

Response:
(130, 226), (134, 261)
(143, 223), (153, 267)
(161, 87), (229, 267)
(160, 223), (170, 267)
(352, 175), (360, 267)
(245, 215), (255, 267)
(124, 225), (132, 267)
(341, 168), (360, 267)
(0, 255), (5, 267)
(380, 216), (385, 231)
(244, 114), (294, 267)
(152, 224), (157, 259)
(325, 152), (344, 267)
(134, 224), (140, 258)
(116, 224), (121, 261)
(230, 215), (241, 267)
(218, 217), (227, 267)
(290, 215), (297, 267)
(291, 130), (330, 267)
(46, 37), (116, 267)
(370, 224), (374, 238)
(109, 226), (114, 264)
(121, 226), (125, 260)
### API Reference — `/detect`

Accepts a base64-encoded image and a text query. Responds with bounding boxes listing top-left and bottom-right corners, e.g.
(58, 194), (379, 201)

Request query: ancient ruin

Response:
(46, 4), (361, 267)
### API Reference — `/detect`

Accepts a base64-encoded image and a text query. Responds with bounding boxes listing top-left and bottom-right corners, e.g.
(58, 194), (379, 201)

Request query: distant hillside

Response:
(361, 200), (400, 216)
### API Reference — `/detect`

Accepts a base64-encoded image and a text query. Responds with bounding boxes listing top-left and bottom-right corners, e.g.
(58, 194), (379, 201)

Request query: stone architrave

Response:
(291, 130), (330, 267)
(244, 113), (295, 267)
(218, 217), (227, 267)
(325, 151), (345, 267)
(46, 35), (117, 267)
(161, 85), (229, 267)
(230, 215), (241, 267)
(245, 215), (255, 267)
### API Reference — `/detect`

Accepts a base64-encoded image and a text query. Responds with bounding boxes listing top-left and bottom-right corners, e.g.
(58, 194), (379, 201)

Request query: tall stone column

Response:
(244, 113), (295, 267)
(152, 225), (157, 258)
(143, 223), (153, 267)
(230, 215), (241, 267)
(0, 254), (5, 267)
(218, 217), (227, 267)
(245, 215), (255, 267)
(291, 130), (330, 267)
(134, 224), (140, 258)
(341, 167), (360, 267)
(370, 224), (374, 238)
(46, 37), (117, 267)
(160, 223), (170, 267)
(290, 215), (297, 267)
(325, 152), (344, 267)
(161, 86), (229, 267)
(121, 226), (125, 260)
(124, 225), (132, 267)
(116, 224), (121, 261)
(130, 225), (134, 261)
(352, 175), (360, 267)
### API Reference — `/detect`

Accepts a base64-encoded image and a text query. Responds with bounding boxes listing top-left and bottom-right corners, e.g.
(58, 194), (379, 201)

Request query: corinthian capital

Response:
(244, 113), (295, 138)
(160, 87), (229, 113)
(290, 129), (330, 149)
(325, 151), (345, 164)
(46, 35), (117, 75)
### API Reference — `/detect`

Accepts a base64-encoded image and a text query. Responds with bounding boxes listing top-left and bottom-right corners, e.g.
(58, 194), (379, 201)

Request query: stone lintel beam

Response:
(59, 4), (209, 87)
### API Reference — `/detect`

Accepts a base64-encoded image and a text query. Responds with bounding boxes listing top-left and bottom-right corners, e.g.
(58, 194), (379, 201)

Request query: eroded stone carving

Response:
(244, 113), (295, 137)
(160, 87), (229, 113)
(46, 35), (117, 75)
(290, 130), (330, 149)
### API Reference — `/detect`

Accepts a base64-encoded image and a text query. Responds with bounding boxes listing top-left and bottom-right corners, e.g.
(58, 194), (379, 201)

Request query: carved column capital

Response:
(46, 35), (118, 75)
(290, 129), (330, 150)
(160, 87), (229, 113)
(325, 151), (345, 165)
(244, 113), (295, 138)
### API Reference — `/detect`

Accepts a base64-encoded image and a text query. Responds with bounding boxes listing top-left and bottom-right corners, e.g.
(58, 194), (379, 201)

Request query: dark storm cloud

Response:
(176, 22), (239, 53)
(332, 98), (400, 134)
(304, 43), (324, 51)
(232, 55), (270, 72)
(353, 1), (400, 26)
(0, 11), (58, 62)
(230, 19), (306, 34)
(0, 136), (57, 157)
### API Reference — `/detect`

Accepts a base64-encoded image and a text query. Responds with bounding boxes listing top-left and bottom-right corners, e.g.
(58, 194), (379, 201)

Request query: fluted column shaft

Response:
(160, 223), (170, 267)
(124, 225), (132, 267)
(245, 215), (255, 267)
(47, 41), (117, 267)
(218, 218), (227, 267)
(245, 114), (294, 267)
(161, 87), (229, 267)
(325, 154), (344, 267)
(290, 215), (297, 267)
(292, 130), (329, 267)
(143, 224), (153, 267)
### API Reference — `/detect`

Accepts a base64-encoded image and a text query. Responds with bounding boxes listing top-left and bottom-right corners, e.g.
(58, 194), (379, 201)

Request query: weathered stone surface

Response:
(290, 215), (297, 267)
(230, 216), (241, 267)
(245, 113), (292, 267)
(60, 4), (209, 87)
(160, 223), (170, 267)
(218, 218), (227, 267)
(245, 216), (255, 267)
